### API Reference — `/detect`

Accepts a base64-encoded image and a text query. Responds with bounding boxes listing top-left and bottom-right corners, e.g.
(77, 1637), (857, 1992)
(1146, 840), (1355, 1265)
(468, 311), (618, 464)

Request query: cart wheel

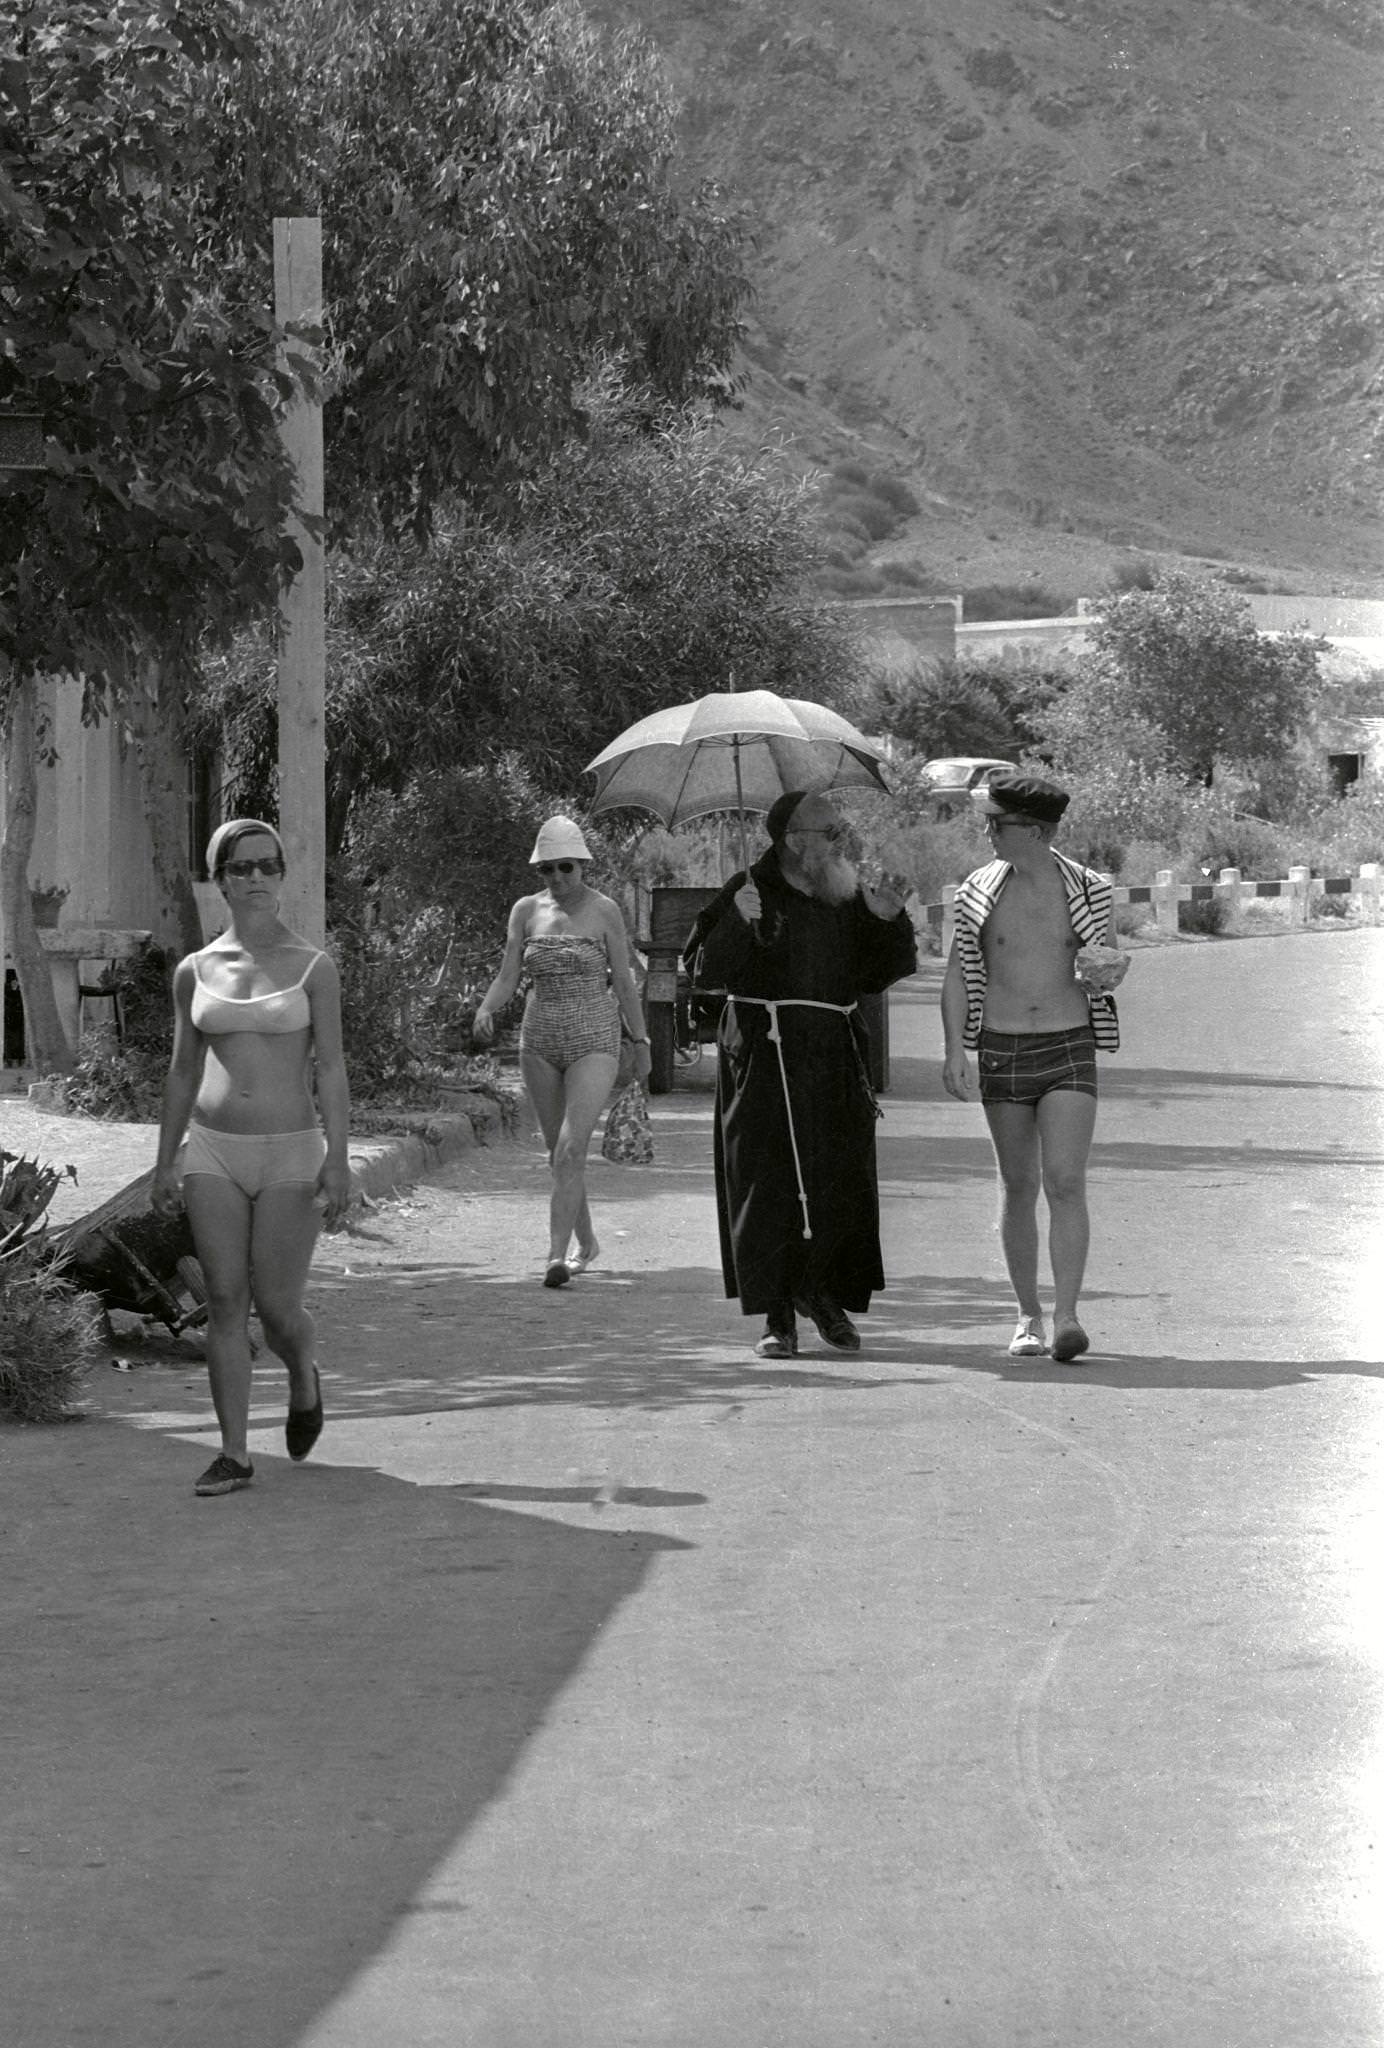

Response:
(175, 1255), (207, 1303)
(648, 1002), (675, 1095)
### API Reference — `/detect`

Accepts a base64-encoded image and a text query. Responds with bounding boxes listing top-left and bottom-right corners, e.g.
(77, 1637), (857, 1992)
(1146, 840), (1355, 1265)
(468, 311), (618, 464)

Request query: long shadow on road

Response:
(2, 1420), (688, 2048)
(304, 1260), (937, 1421)
(871, 1275), (1384, 1390)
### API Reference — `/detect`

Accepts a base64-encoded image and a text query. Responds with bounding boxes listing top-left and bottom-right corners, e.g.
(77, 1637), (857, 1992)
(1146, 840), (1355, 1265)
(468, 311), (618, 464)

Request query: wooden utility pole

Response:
(273, 216), (326, 945)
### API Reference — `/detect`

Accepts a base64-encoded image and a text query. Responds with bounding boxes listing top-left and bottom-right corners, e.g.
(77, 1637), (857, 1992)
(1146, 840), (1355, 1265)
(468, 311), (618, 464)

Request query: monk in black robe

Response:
(682, 789), (917, 1358)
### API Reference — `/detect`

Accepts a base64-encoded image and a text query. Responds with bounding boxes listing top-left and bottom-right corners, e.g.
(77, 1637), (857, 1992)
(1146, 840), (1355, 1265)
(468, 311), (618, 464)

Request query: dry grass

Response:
(0, 1242), (103, 1424)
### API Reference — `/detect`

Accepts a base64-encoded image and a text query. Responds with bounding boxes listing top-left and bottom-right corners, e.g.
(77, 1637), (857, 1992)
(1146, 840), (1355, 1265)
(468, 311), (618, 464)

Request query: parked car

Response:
(918, 756), (1015, 814)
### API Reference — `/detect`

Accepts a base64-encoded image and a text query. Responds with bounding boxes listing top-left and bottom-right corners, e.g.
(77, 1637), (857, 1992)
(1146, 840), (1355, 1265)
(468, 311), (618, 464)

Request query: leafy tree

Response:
(1077, 573), (1325, 787)
(0, 0), (303, 1067)
(194, 374), (857, 858)
(1, 0), (752, 1070)
(852, 655), (1058, 762)
(218, 0), (751, 535)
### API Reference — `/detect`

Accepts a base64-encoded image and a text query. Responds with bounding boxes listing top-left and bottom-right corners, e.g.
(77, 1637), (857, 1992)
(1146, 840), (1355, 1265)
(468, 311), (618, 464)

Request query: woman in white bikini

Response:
(473, 816), (651, 1288)
(152, 820), (351, 1497)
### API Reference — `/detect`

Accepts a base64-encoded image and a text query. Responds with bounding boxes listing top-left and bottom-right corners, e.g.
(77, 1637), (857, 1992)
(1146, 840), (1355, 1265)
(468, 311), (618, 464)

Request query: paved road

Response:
(4, 928), (1382, 2047)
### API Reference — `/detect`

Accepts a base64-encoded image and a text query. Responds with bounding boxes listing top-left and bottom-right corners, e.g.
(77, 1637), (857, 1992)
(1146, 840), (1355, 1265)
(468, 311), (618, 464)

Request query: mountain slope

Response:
(593, 0), (1384, 592)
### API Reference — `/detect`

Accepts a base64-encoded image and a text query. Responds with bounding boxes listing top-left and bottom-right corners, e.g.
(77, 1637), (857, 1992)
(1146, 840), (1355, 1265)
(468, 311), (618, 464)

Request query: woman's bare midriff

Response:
(192, 1032), (317, 1135)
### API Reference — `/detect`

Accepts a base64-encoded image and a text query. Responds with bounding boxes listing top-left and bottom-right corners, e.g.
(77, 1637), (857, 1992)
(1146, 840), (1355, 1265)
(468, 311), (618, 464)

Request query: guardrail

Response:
(920, 861), (1382, 954)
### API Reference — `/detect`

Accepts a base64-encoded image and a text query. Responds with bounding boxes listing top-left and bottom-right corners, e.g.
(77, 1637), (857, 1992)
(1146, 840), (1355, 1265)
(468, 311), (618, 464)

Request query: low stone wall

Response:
(918, 862), (1382, 953)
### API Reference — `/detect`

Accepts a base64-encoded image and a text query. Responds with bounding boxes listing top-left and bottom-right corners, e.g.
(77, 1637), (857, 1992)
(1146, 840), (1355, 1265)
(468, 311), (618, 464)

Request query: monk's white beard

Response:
(809, 853), (858, 905)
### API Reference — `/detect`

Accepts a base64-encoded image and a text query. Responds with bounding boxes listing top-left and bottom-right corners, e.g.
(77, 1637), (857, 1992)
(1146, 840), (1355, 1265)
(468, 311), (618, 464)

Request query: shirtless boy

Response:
(941, 770), (1119, 1364)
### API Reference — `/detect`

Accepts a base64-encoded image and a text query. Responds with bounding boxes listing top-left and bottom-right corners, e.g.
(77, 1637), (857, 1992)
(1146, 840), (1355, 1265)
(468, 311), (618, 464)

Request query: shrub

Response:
(867, 472), (921, 516)
(1059, 760), (1189, 870)
(1180, 806), (1291, 881)
(1238, 898), (1288, 931)
(0, 1240), (102, 1423)
(841, 794), (989, 908)
(828, 491), (899, 542)
(1115, 838), (1181, 884)
(1237, 750), (1337, 823)
(330, 899), (494, 1099)
(819, 565), (886, 596)
(881, 560), (938, 591)
(1177, 895), (1229, 935)
(1311, 782), (1384, 871)
(1312, 890), (1352, 920)
(61, 1046), (166, 1122)
(962, 582), (1070, 621)
(855, 658), (1049, 762)
(1109, 555), (1159, 593)
(60, 944), (176, 1122)
(828, 513), (874, 546)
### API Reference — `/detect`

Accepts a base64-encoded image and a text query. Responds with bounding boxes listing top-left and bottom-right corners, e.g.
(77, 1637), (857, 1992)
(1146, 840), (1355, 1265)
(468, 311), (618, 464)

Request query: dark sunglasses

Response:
(222, 858), (285, 878)
(536, 860), (578, 876)
(793, 824), (849, 846)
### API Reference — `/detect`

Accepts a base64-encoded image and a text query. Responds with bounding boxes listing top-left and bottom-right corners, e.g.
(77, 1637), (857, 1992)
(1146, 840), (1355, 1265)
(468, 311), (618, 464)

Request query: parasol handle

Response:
(732, 740), (760, 939)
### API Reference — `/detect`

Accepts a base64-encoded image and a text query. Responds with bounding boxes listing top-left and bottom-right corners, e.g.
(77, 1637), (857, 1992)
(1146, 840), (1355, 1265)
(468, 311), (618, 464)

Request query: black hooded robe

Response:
(683, 849), (917, 1317)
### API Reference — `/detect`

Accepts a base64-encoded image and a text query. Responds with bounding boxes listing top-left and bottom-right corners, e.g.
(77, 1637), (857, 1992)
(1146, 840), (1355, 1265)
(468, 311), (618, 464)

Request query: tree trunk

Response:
(1, 667), (74, 1074)
(127, 657), (204, 959)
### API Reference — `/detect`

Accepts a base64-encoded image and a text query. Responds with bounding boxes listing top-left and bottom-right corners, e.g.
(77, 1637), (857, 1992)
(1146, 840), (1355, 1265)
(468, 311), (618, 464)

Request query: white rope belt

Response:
(725, 995), (858, 1241)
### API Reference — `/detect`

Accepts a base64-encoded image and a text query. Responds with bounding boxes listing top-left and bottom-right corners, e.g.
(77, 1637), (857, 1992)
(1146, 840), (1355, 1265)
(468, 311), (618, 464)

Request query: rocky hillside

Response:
(589, 0), (1384, 597)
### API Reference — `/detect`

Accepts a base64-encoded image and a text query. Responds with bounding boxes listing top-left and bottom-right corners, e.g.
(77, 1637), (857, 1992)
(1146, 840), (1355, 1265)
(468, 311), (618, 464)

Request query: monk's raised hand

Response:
(734, 881), (762, 924)
(863, 880), (908, 920)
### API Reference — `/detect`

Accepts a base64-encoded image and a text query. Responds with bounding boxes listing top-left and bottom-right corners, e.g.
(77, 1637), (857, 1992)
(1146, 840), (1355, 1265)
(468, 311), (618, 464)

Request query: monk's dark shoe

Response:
(797, 1296), (861, 1353)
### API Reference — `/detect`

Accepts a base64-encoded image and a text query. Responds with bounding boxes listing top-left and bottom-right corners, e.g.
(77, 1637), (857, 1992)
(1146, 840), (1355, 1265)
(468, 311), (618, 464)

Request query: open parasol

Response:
(584, 689), (889, 870)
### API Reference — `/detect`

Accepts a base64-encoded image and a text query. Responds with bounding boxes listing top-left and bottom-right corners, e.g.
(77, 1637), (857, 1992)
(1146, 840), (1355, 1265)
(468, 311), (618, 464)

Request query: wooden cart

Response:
(50, 1169), (208, 1334)
(639, 886), (721, 1095)
(638, 884), (891, 1095)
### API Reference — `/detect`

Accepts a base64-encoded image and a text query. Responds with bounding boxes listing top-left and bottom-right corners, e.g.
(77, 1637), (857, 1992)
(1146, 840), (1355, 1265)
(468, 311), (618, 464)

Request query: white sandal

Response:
(1008, 1317), (1048, 1358)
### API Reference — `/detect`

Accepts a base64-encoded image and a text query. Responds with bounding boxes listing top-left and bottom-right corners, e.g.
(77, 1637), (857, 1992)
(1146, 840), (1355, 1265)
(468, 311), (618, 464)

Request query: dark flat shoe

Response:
(543, 1261), (571, 1289)
(195, 1454), (254, 1497)
(286, 1369), (324, 1460)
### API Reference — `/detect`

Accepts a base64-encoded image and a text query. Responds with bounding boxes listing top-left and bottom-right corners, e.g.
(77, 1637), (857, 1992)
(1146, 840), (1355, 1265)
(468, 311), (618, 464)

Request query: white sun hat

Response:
(529, 815), (593, 863)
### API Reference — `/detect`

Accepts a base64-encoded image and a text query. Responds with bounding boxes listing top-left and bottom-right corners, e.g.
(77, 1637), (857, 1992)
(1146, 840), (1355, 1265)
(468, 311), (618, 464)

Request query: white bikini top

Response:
(190, 949), (322, 1036)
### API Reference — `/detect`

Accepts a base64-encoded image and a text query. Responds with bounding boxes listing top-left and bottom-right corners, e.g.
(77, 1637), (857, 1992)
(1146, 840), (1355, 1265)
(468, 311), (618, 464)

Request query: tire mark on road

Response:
(951, 1379), (1148, 1964)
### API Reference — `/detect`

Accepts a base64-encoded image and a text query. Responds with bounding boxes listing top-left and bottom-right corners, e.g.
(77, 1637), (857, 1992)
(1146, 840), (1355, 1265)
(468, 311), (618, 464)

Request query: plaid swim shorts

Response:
(978, 1025), (1098, 1105)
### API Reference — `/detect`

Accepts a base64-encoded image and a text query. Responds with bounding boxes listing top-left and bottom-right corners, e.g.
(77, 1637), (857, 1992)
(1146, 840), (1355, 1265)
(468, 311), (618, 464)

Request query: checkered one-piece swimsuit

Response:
(519, 934), (621, 1070)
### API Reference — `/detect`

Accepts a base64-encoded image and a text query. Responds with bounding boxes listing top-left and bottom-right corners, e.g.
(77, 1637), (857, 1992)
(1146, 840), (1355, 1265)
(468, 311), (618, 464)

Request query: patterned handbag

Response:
(601, 1083), (654, 1165)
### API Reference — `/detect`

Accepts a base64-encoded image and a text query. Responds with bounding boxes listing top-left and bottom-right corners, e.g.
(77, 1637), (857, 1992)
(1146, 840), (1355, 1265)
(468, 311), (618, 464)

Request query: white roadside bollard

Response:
(1217, 866), (1243, 929)
(1287, 864), (1311, 928)
(1359, 863), (1381, 926)
(1153, 868), (1180, 936)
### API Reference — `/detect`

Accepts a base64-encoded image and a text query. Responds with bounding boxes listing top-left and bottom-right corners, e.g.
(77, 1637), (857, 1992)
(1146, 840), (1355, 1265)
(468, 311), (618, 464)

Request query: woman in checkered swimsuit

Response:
(519, 933), (621, 1069)
(473, 818), (652, 1288)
